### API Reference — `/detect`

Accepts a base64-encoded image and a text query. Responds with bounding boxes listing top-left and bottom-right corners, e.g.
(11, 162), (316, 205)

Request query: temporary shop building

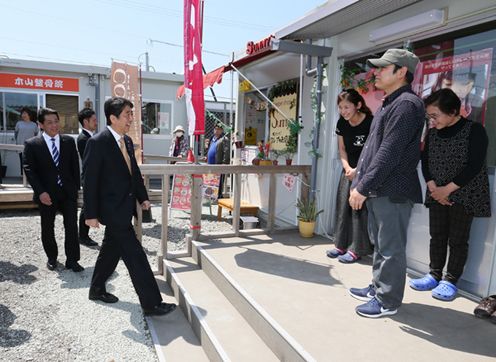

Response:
(0, 57), (186, 177)
(225, 0), (496, 298)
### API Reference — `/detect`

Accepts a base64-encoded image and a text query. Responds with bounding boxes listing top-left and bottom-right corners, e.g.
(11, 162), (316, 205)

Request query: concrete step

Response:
(148, 275), (208, 362)
(165, 256), (278, 362)
(191, 240), (315, 362)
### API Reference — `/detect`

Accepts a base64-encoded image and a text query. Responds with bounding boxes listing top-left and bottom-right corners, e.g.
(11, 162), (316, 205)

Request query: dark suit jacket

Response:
(23, 134), (80, 203)
(83, 128), (148, 228)
(77, 129), (91, 160)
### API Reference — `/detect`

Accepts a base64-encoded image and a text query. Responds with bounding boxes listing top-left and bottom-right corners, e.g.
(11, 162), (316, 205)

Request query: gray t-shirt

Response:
(15, 121), (39, 146)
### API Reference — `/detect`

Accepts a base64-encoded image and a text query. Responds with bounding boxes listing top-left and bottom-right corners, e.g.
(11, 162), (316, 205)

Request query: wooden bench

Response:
(217, 198), (259, 221)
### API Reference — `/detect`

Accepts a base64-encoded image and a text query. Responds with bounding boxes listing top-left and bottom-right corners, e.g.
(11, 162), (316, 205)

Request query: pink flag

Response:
(184, 0), (205, 135)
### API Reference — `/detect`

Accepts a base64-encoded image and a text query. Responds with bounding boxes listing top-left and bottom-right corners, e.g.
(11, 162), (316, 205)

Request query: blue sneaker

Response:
(326, 248), (346, 259)
(409, 274), (439, 291)
(356, 297), (397, 318)
(349, 284), (376, 302)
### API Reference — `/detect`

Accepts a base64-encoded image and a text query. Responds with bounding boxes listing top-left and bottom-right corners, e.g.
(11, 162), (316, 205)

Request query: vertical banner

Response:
(184, 0), (205, 136)
(110, 61), (143, 162)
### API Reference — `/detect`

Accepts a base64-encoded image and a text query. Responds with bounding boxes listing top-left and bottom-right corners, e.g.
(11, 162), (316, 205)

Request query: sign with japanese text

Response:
(170, 173), (192, 211)
(202, 174), (221, 201)
(0, 72), (79, 92)
(110, 61), (143, 162)
(269, 92), (298, 151)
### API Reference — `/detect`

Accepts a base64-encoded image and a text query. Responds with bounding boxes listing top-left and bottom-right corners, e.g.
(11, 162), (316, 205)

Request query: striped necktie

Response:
(50, 138), (63, 186)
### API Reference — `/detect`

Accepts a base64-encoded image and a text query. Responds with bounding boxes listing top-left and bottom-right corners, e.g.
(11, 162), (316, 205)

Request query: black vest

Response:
(425, 121), (490, 217)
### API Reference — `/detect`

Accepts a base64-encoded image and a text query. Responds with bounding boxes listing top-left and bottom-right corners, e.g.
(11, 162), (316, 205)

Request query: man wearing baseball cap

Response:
(348, 49), (425, 318)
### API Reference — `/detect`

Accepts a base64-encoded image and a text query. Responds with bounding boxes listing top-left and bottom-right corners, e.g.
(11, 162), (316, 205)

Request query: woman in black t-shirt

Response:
(327, 89), (373, 264)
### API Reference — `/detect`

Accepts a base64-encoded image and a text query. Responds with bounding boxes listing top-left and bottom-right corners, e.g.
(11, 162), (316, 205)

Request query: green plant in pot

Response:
(297, 198), (323, 238)
(284, 118), (303, 165)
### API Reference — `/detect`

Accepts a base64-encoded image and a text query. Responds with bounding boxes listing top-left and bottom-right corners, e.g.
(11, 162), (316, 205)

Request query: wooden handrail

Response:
(136, 163), (311, 272)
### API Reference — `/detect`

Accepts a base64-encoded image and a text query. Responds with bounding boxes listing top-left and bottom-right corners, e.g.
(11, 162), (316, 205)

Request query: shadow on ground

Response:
(0, 304), (31, 347)
(392, 302), (496, 358)
(0, 261), (37, 284)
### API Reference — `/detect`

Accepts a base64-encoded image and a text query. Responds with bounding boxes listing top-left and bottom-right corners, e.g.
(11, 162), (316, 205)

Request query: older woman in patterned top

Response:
(409, 88), (491, 301)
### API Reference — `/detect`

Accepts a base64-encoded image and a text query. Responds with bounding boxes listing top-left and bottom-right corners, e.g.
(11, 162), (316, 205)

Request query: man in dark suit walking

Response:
(83, 97), (176, 316)
(76, 108), (98, 247)
(23, 108), (83, 272)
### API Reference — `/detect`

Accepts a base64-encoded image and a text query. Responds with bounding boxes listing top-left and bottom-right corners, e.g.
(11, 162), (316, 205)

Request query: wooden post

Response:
(267, 173), (276, 233)
(232, 172), (241, 236)
(190, 173), (202, 243)
(301, 171), (310, 203)
(159, 174), (170, 273)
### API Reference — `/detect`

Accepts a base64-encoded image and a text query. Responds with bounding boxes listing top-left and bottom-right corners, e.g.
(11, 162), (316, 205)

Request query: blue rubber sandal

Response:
(409, 274), (439, 291)
(432, 281), (458, 301)
(326, 248), (346, 259)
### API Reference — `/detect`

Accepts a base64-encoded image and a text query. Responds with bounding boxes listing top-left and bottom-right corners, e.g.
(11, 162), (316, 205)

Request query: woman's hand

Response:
(345, 167), (356, 181)
(430, 185), (453, 206)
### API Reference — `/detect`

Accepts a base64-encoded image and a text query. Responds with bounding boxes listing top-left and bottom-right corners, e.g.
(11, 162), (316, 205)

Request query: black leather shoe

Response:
(79, 237), (98, 247)
(47, 259), (57, 271)
(89, 291), (119, 303)
(143, 302), (177, 316)
(65, 261), (84, 272)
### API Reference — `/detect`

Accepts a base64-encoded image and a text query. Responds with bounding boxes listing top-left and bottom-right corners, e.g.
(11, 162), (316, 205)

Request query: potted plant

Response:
(256, 141), (272, 166)
(296, 198), (323, 238)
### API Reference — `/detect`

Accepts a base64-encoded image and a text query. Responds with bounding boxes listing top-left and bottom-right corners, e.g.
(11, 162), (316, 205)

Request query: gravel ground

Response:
(0, 204), (231, 362)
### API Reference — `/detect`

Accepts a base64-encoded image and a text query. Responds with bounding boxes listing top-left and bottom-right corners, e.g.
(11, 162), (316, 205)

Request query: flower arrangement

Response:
(257, 141), (271, 160)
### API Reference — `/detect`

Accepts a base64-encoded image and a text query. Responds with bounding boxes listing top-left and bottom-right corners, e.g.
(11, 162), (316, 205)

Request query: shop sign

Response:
(269, 92), (298, 151)
(246, 35), (273, 56)
(0, 72), (79, 92)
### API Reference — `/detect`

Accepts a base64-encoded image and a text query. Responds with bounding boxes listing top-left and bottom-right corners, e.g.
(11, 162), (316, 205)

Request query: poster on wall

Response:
(110, 61), (142, 162)
(269, 92), (298, 151)
(414, 48), (493, 125)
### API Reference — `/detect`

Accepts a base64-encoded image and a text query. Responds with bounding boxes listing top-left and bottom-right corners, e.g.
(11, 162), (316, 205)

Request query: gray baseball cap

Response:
(367, 48), (419, 74)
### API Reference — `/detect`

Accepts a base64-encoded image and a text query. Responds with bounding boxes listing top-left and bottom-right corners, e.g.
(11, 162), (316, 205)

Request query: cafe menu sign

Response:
(0, 72), (79, 92)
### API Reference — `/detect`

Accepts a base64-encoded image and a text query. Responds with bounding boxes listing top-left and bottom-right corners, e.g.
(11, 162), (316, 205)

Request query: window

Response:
(1, 92), (38, 131)
(342, 21), (496, 166)
(45, 94), (79, 134)
(141, 101), (172, 135)
(412, 22), (496, 165)
(244, 91), (267, 145)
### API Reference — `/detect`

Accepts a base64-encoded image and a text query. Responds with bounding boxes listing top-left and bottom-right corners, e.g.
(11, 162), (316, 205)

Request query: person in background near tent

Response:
(348, 49), (425, 318)
(327, 89), (373, 264)
(409, 88), (490, 301)
(15, 107), (38, 175)
(77, 108), (98, 247)
(168, 125), (189, 162)
(207, 123), (230, 198)
(23, 108), (82, 272)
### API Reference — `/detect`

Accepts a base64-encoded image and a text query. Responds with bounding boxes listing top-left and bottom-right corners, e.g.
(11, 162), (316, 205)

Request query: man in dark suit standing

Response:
(23, 108), (83, 272)
(76, 108), (98, 247)
(83, 97), (176, 316)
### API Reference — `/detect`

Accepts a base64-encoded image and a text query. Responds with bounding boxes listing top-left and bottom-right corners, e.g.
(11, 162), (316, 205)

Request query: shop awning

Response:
(176, 47), (275, 99)
(176, 65), (226, 99)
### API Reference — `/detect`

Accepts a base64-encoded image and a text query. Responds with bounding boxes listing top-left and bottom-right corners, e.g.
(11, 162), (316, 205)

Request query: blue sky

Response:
(0, 0), (324, 99)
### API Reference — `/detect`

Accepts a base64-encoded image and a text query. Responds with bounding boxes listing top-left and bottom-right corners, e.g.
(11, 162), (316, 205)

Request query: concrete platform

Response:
(180, 231), (496, 361)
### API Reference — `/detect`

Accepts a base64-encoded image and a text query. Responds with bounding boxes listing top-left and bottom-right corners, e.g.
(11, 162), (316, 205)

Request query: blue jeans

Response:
(367, 197), (413, 309)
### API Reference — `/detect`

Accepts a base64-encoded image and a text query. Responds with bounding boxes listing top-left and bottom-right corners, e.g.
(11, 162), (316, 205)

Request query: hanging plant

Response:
(340, 65), (375, 94)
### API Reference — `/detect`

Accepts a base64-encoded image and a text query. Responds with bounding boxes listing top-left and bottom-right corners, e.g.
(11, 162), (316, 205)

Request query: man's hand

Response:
(345, 168), (356, 181)
(39, 192), (52, 206)
(349, 188), (367, 210)
(85, 219), (100, 228)
(141, 200), (151, 210)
